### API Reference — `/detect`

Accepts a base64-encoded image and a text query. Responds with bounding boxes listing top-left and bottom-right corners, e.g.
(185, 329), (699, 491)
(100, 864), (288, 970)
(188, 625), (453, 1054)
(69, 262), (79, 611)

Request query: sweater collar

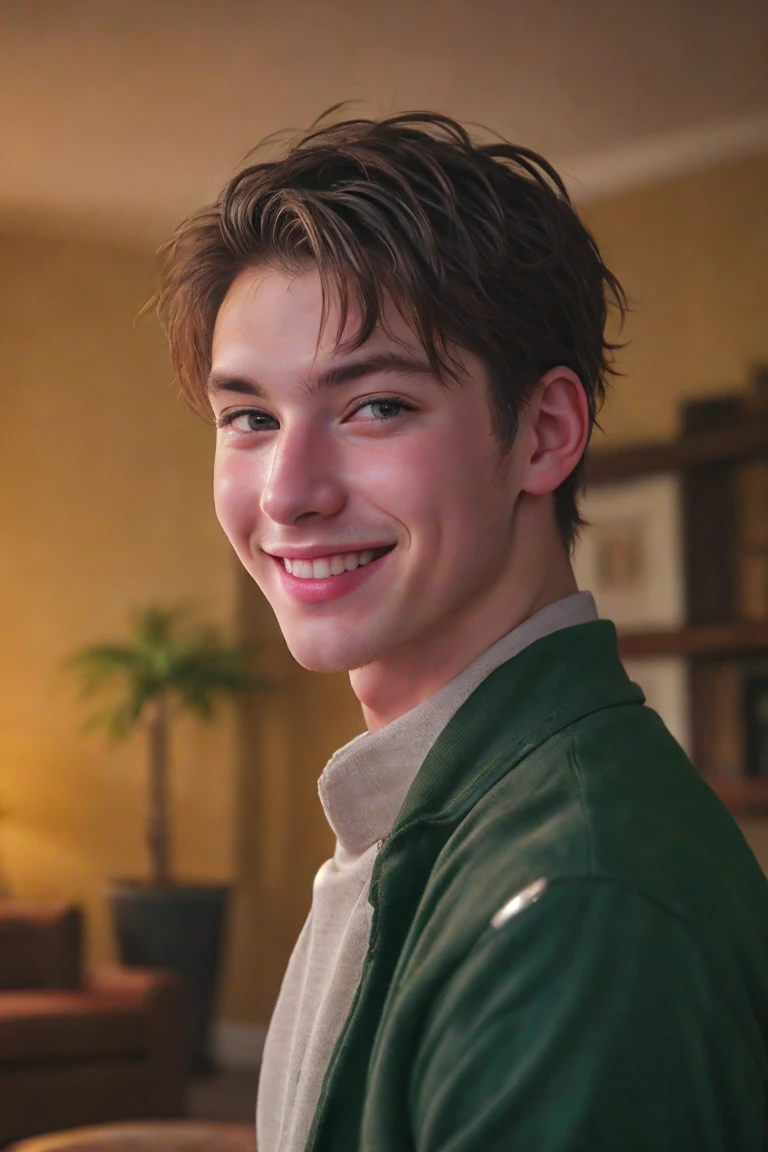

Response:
(318, 592), (598, 857)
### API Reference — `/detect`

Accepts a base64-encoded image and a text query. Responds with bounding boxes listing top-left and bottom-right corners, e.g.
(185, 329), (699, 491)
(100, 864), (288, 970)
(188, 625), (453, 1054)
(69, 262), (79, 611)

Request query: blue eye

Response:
(368, 399), (403, 419)
(244, 411), (277, 430)
(219, 409), (278, 433)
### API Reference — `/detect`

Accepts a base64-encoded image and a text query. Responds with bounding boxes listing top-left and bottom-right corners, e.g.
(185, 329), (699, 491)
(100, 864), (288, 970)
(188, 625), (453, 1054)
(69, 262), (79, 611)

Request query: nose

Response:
(260, 420), (347, 525)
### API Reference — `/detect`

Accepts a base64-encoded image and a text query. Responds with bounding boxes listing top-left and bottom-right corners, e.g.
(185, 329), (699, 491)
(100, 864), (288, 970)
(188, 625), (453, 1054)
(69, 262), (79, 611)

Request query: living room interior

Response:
(1, 0), (767, 1146)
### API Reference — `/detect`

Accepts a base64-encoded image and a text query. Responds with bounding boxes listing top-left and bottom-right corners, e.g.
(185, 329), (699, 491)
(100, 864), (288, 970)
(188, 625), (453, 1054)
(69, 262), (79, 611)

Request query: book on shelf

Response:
(745, 673), (768, 778)
(735, 459), (768, 623)
(682, 461), (735, 625)
(680, 391), (768, 627)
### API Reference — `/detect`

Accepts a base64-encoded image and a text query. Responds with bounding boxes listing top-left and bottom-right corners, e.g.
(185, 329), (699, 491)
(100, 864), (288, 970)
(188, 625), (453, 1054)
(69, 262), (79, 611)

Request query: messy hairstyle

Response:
(156, 110), (626, 548)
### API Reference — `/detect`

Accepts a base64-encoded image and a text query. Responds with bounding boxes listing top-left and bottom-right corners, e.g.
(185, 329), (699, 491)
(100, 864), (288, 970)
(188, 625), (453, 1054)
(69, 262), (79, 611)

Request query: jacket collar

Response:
(391, 620), (643, 836)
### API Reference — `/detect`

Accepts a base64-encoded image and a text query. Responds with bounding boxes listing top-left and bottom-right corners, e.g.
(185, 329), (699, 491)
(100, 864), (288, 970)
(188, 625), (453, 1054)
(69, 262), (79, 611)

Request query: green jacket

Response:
(307, 622), (768, 1151)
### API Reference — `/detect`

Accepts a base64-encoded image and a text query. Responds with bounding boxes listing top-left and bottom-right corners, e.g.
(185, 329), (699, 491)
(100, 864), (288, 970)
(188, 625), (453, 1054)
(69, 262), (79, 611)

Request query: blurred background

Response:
(1, 0), (767, 1127)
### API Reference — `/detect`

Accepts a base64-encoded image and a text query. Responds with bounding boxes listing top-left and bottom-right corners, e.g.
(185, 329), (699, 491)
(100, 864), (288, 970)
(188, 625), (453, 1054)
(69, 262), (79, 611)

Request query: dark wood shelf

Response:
(707, 777), (768, 816)
(587, 395), (768, 817)
(586, 420), (768, 486)
(617, 622), (768, 660)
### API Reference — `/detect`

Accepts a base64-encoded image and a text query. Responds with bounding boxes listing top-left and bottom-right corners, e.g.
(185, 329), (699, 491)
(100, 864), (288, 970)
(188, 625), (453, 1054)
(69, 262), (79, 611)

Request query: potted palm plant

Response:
(68, 606), (259, 1074)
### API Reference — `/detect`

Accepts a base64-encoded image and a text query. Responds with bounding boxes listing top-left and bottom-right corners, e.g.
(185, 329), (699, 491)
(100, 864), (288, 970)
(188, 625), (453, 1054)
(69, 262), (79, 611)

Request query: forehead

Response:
(211, 264), (420, 379)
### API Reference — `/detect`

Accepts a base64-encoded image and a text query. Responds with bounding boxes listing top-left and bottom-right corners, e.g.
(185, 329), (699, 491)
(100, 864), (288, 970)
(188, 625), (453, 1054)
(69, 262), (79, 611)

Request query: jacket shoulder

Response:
(416, 699), (768, 981)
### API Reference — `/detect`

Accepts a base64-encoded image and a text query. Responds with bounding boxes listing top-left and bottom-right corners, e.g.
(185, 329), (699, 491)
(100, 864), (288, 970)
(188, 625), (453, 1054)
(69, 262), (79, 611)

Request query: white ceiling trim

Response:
(565, 108), (768, 202)
(3, 109), (767, 248)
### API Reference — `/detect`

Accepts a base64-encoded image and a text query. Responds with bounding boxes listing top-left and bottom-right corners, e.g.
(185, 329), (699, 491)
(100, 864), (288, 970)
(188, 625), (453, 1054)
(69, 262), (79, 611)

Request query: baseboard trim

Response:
(214, 1021), (267, 1070)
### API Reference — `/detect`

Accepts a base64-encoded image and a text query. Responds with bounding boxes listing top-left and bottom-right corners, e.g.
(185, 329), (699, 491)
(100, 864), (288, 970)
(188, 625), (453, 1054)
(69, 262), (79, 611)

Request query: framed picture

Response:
(573, 472), (685, 630)
(574, 473), (689, 753)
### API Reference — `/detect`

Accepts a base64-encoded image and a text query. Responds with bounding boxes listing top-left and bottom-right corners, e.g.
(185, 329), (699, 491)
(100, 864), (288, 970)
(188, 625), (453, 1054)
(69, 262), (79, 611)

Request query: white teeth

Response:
(282, 548), (387, 580)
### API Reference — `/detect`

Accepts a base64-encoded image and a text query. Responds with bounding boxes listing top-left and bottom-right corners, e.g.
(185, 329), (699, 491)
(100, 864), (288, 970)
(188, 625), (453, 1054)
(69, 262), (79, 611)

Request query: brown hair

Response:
(156, 110), (626, 548)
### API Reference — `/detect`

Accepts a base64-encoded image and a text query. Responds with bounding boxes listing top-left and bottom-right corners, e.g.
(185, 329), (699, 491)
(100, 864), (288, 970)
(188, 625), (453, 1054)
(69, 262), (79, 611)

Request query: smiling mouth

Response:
(280, 546), (394, 580)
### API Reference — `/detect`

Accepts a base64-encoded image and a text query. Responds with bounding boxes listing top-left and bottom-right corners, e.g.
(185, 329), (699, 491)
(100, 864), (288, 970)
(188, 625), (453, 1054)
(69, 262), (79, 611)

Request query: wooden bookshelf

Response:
(586, 397), (768, 815)
(586, 420), (768, 486)
(617, 623), (768, 660)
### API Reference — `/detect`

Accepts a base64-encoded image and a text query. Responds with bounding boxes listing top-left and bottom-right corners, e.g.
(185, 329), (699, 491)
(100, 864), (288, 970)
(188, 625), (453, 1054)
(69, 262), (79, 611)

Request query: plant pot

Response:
(108, 880), (230, 1076)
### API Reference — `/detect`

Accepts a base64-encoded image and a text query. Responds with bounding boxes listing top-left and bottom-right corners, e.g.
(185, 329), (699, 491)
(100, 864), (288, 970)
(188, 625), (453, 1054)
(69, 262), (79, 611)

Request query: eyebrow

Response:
(206, 351), (437, 399)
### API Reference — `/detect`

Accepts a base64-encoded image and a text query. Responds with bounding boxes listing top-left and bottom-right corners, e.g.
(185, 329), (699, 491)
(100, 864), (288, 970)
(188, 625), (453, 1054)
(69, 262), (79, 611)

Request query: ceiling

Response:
(1, 0), (767, 243)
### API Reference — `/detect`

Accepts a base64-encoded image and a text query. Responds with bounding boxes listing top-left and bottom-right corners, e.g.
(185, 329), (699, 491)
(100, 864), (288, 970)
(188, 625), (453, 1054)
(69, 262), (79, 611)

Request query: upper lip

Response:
(263, 543), (395, 561)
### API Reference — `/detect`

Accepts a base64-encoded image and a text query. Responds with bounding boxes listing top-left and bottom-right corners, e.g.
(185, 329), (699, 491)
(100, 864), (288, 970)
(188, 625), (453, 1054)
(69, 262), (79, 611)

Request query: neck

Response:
(350, 495), (578, 731)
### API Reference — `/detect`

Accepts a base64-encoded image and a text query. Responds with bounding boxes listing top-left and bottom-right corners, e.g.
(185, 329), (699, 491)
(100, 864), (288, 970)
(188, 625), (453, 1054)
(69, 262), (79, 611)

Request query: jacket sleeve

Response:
(409, 876), (764, 1152)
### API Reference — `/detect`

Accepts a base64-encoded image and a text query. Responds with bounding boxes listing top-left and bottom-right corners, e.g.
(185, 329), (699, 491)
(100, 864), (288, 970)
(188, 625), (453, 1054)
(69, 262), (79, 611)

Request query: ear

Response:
(516, 366), (590, 497)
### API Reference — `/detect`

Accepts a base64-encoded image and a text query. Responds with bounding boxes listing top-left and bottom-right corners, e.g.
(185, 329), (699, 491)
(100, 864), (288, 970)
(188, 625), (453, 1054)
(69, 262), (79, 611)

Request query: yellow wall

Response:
(582, 151), (768, 444)
(0, 219), (358, 1033)
(2, 146), (767, 1035)
(0, 227), (238, 965)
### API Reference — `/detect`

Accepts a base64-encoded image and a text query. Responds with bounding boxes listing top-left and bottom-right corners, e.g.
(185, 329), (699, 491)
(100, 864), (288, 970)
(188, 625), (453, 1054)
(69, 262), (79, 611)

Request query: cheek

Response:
(401, 425), (500, 517)
(357, 439), (452, 535)
(213, 451), (259, 543)
(418, 429), (516, 556)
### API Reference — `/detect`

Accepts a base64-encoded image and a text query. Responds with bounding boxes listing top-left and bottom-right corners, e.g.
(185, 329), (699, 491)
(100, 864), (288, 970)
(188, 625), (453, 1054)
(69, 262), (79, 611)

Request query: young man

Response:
(158, 113), (768, 1151)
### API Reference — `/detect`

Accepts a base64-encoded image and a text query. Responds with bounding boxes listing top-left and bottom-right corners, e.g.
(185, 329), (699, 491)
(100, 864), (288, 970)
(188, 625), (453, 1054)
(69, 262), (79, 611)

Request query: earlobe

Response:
(520, 367), (590, 497)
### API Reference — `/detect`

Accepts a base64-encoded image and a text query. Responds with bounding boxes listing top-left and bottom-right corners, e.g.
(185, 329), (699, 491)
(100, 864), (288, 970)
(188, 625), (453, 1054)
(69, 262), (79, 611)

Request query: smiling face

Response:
(210, 263), (538, 705)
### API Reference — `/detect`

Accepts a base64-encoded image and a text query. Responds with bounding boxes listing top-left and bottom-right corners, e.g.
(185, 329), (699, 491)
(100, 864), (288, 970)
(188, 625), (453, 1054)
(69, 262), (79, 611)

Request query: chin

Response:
(281, 626), (396, 675)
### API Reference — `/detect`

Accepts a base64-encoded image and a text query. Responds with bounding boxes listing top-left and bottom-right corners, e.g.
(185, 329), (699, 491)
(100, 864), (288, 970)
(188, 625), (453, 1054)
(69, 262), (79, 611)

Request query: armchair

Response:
(0, 901), (186, 1144)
